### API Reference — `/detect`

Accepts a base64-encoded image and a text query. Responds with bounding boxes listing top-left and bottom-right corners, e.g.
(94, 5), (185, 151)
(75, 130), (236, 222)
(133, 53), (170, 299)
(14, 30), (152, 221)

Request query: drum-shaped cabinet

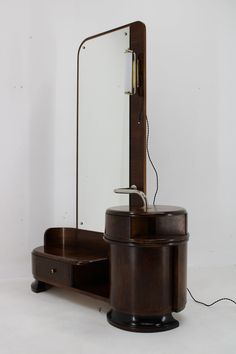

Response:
(104, 205), (189, 332)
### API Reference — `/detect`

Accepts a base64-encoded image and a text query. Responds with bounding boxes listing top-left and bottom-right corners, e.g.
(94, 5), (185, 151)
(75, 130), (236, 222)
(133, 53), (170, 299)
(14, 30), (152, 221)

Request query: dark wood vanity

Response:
(31, 21), (189, 332)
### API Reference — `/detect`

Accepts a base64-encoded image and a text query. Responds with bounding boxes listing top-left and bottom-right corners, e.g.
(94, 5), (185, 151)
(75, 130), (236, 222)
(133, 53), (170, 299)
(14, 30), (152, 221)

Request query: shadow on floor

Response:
(38, 285), (111, 313)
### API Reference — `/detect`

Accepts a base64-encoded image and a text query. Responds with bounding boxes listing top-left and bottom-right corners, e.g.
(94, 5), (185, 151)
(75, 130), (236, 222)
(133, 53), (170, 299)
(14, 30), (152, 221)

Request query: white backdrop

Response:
(0, 0), (235, 279)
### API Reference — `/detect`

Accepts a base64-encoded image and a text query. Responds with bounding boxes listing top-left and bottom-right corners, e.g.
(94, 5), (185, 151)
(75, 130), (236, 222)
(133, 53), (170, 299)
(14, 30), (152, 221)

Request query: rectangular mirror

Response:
(76, 22), (146, 233)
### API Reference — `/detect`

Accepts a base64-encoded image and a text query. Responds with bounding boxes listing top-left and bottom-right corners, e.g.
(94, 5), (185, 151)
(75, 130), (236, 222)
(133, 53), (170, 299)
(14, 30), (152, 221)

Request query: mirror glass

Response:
(77, 26), (131, 232)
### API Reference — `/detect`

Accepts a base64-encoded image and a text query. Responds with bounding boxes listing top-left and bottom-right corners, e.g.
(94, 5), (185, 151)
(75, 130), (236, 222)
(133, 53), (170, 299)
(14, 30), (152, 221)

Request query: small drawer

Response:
(32, 254), (72, 287)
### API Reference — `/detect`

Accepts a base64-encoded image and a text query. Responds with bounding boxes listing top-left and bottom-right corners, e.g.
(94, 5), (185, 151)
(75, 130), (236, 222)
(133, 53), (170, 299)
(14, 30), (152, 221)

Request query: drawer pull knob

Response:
(50, 268), (57, 274)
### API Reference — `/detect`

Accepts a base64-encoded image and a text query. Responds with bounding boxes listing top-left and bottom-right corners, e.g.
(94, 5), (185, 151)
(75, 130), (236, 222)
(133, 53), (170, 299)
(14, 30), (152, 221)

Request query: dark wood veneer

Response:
(129, 22), (146, 206)
(104, 205), (189, 332)
(31, 22), (189, 333)
(32, 228), (110, 301)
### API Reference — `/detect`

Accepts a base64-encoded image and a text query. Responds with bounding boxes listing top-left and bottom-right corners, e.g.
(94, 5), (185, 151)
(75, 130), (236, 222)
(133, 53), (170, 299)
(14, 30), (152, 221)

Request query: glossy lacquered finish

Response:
(107, 311), (179, 333)
(31, 228), (110, 300)
(104, 205), (189, 332)
(129, 21), (146, 207)
(31, 22), (190, 334)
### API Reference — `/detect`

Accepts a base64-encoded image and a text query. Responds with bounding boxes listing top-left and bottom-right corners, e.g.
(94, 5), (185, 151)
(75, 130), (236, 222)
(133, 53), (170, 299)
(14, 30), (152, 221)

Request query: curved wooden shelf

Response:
(31, 228), (110, 301)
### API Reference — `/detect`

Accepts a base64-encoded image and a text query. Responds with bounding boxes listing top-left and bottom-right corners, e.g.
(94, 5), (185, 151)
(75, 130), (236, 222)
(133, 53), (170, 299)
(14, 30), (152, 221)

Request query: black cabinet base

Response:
(107, 310), (179, 332)
(31, 280), (51, 293)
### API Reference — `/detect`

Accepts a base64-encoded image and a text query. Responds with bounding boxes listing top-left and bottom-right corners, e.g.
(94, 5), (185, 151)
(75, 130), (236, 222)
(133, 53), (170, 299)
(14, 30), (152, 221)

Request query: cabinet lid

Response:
(104, 205), (188, 244)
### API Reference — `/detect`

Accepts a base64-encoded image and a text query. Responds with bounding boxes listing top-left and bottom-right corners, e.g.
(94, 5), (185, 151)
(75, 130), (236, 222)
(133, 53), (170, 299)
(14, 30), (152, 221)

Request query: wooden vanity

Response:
(31, 21), (189, 332)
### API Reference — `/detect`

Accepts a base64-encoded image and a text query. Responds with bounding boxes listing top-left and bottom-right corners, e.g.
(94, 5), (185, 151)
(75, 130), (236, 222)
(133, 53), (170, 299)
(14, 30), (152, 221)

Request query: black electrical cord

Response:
(187, 288), (236, 306)
(146, 116), (158, 205)
(146, 115), (236, 307)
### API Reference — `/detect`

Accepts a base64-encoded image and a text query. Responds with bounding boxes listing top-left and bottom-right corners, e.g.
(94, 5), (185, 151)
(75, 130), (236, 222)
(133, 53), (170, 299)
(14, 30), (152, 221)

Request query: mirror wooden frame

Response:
(76, 21), (147, 230)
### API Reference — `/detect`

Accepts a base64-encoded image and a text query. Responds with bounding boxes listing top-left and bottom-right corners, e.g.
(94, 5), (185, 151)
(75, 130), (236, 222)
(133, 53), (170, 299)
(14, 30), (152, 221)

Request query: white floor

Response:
(0, 266), (235, 354)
